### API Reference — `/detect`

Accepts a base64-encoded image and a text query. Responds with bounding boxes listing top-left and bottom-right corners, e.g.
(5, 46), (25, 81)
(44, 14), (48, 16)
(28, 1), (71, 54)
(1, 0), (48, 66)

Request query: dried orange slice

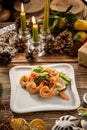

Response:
(21, 123), (31, 130)
(10, 118), (31, 130)
(30, 118), (46, 130)
(37, 126), (45, 130)
(30, 125), (44, 130)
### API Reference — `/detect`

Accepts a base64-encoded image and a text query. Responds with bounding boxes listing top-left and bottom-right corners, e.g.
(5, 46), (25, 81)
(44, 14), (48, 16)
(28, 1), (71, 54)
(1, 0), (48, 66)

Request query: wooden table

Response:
(0, 22), (87, 130)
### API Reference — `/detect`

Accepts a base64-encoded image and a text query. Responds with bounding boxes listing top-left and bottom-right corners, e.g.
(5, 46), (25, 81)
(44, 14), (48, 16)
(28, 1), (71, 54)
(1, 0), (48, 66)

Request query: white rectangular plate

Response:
(9, 63), (80, 113)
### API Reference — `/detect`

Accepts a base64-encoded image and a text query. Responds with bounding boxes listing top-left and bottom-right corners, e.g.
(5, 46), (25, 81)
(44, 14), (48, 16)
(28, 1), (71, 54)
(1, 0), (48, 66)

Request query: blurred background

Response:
(0, 0), (86, 22)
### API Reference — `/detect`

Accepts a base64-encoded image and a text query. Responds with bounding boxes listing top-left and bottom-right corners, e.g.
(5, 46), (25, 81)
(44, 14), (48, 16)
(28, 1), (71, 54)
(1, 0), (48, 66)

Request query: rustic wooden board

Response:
(12, 53), (78, 63)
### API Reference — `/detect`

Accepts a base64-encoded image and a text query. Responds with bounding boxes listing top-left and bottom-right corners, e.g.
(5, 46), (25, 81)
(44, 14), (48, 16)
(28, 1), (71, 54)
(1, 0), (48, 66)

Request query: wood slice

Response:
(14, 0), (44, 13)
(12, 8), (44, 21)
(50, 0), (85, 14)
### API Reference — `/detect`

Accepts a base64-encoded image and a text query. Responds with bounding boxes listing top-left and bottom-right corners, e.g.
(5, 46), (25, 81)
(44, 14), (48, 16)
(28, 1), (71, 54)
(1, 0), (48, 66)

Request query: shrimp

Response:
(52, 71), (59, 76)
(26, 80), (45, 94)
(26, 81), (38, 94)
(19, 75), (28, 88)
(44, 67), (59, 83)
(50, 76), (58, 83)
(28, 72), (39, 81)
(39, 85), (55, 98)
(44, 67), (53, 74)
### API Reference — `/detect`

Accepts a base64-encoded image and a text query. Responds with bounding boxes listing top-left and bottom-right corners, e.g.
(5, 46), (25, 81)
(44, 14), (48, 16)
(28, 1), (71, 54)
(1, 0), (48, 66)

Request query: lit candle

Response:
(20, 3), (26, 31)
(43, 0), (50, 34)
(32, 16), (38, 42)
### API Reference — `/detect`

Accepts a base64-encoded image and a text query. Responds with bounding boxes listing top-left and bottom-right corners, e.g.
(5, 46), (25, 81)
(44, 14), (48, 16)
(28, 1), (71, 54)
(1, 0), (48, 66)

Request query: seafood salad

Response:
(19, 66), (71, 100)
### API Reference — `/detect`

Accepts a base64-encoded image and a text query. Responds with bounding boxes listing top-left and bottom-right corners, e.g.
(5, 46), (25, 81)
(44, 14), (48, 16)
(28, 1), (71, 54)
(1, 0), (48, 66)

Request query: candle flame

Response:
(32, 16), (36, 24)
(21, 3), (24, 12)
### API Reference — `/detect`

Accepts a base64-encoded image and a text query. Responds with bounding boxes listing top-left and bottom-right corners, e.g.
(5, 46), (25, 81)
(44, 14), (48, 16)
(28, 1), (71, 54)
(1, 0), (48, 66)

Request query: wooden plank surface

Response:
(0, 22), (87, 130)
(12, 53), (78, 63)
(0, 62), (87, 129)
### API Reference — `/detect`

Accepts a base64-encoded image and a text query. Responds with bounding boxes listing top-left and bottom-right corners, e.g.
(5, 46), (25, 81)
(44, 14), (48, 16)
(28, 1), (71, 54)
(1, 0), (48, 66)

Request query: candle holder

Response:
(18, 28), (31, 39)
(25, 36), (45, 61)
(39, 25), (54, 40)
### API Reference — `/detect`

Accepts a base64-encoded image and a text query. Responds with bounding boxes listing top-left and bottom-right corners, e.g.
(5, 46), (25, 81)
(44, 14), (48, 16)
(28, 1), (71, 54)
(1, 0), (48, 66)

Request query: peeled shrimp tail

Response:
(59, 91), (69, 100)
(38, 81), (45, 92)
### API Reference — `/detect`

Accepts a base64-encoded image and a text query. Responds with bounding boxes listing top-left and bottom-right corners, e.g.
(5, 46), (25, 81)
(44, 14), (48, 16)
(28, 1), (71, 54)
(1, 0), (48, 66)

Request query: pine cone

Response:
(54, 32), (73, 54)
(44, 32), (74, 55)
(0, 107), (14, 130)
(14, 38), (27, 53)
(0, 51), (12, 66)
(67, 41), (82, 57)
(25, 48), (38, 61)
(44, 38), (55, 54)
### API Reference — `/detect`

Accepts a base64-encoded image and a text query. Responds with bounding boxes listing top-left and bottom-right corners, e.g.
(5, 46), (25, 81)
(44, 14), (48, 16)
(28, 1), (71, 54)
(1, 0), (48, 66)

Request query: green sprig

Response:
(49, 5), (78, 32)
